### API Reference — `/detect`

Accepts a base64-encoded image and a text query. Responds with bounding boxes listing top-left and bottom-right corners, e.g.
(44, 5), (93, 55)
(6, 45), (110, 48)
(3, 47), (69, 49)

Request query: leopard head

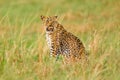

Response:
(40, 15), (64, 33)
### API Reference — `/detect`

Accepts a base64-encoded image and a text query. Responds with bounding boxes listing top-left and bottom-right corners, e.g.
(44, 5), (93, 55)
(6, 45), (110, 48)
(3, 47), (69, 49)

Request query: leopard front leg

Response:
(50, 43), (61, 60)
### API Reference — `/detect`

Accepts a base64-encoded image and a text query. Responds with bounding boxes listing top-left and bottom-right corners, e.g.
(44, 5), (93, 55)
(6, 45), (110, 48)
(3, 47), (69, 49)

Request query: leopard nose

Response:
(46, 27), (54, 31)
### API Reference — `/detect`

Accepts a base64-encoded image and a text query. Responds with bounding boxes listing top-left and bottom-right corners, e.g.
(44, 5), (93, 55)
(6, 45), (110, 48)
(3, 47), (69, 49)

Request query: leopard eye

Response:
(49, 18), (52, 21)
(46, 19), (49, 23)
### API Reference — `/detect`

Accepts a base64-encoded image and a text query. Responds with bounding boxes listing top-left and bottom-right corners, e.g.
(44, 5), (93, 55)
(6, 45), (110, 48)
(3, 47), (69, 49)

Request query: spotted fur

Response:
(40, 15), (87, 62)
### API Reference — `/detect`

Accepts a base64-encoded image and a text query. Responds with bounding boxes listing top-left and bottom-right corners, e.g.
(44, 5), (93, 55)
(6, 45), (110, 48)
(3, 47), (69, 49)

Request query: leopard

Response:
(40, 15), (87, 63)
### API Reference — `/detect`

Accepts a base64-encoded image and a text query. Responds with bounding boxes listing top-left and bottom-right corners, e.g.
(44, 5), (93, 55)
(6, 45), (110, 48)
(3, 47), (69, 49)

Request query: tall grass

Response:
(0, 0), (120, 80)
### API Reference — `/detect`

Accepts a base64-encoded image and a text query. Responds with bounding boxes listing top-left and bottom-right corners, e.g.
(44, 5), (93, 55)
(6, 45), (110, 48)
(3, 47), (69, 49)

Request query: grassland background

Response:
(0, 0), (120, 80)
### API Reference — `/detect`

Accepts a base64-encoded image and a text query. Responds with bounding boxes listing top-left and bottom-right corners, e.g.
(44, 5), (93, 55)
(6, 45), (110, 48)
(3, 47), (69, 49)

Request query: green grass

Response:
(0, 0), (120, 80)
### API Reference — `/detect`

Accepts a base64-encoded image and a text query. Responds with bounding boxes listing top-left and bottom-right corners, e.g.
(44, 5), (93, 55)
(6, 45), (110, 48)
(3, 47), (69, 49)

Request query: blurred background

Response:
(0, 0), (120, 80)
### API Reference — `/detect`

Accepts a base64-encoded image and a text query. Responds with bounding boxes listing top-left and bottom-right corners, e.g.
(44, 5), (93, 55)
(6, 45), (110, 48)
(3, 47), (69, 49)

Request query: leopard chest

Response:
(46, 33), (53, 49)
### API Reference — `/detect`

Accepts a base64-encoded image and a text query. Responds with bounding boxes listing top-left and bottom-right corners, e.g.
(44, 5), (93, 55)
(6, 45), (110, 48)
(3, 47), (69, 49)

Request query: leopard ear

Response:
(40, 15), (46, 21)
(53, 16), (58, 20)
